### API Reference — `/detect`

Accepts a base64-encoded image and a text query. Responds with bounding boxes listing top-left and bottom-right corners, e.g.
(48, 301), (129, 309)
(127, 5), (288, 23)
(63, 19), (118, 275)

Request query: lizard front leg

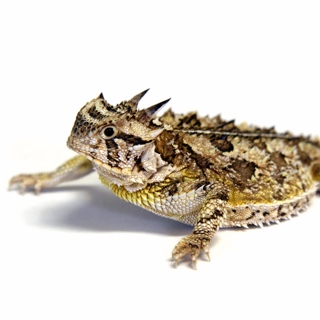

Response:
(172, 186), (228, 269)
(9, 155), (93, 194)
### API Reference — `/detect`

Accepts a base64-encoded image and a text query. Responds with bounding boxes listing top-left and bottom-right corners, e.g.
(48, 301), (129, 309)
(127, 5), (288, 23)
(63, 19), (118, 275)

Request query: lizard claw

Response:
(173, 256), (178, 269)
(204, 246), (211, 261)
(191, 256), (197, 270)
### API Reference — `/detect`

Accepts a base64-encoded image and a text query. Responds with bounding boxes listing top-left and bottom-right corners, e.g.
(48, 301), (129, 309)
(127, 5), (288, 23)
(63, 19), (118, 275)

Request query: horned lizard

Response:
(9, 89), (320, 268)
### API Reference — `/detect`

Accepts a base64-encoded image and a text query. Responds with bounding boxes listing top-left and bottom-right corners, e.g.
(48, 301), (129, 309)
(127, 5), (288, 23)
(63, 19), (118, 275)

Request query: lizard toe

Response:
(9, 174), (48, 194)
(172, 234), (203, 269)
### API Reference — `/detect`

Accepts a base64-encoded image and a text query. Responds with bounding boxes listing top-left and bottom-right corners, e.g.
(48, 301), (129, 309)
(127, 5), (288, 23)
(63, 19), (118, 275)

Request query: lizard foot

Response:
(172, 234), (211, 269)
(9, 173), (52, 194)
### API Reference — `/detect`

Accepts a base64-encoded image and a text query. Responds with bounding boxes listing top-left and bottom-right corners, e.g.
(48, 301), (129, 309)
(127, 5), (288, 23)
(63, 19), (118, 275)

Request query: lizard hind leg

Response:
(172, 188), (228, 269)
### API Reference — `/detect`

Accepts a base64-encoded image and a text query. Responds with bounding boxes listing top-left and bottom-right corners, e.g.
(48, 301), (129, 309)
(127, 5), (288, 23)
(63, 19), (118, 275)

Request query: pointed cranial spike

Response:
(145, 98), (171, 118)
(128, 89), (150, 109)
(136, 98), (171, 123)
(148, 127), (164, 139)
(97, 92), (104, 100)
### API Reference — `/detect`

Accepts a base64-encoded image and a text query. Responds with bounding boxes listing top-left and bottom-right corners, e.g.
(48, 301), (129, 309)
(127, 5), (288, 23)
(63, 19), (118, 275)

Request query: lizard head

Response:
(67, 89), (173, 191)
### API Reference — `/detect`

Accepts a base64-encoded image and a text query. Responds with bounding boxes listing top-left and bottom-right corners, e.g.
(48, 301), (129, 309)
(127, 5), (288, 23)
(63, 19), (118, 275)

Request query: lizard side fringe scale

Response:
(9, 89), (320, 269)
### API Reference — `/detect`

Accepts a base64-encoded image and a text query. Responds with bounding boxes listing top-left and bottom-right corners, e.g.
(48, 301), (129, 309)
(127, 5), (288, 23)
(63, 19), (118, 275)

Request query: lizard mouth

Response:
(67, 136), (147, 187)
(66, 136), (80, 152)
(67, 136), (98, 158)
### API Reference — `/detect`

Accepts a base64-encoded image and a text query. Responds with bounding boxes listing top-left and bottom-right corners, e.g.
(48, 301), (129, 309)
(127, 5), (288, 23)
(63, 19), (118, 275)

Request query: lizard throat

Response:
(67, 136), (175, 192)
(92, 158), (174, 192)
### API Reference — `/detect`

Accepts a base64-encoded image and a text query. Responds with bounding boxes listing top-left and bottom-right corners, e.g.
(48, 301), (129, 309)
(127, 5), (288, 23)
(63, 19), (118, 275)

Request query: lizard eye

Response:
(100, 125), (118, 140)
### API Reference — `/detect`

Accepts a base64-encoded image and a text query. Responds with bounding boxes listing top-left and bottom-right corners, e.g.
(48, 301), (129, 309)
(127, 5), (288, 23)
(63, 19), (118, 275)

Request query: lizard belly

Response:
(145, 190), (206, 223)
(100, 174), (317, 227)
(103, 177), (207, 224)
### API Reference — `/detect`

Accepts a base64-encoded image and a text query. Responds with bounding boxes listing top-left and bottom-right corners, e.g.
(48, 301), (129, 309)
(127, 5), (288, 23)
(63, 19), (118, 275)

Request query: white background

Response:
(1, 1), (320, 319)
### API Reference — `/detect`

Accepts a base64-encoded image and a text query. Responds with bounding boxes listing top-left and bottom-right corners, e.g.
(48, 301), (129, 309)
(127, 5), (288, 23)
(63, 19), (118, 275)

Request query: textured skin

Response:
(9, 90), (320, 268)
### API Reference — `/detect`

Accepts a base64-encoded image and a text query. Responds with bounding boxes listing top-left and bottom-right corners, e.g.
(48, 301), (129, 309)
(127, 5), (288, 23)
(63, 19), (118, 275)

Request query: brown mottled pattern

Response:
(9, 90), (320, 268)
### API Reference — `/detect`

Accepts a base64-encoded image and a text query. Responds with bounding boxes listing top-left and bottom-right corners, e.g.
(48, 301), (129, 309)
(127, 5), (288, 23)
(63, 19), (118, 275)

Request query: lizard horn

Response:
(136, 98), (171, 123)
(97, 92), (105, 99)
(128, 89), (150, 110)
(144, 98), (171, 118)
